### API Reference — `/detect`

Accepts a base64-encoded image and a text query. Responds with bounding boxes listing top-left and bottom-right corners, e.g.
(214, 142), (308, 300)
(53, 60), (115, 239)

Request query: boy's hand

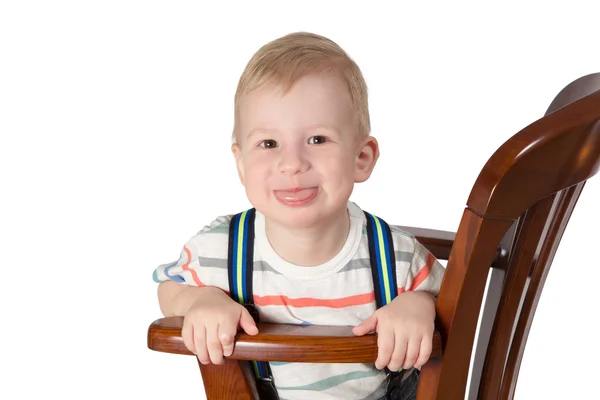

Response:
(352, 291), (435, 371)
(181, 286), (259, 365)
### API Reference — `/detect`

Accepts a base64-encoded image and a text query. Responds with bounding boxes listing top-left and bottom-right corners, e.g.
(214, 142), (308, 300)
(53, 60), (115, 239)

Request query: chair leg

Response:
(198, 358), (259, 400)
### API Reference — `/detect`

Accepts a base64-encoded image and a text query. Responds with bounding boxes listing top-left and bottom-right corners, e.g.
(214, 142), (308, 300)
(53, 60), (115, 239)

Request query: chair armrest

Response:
(397, 226), (455, 260)
(148, 317), (443, 363)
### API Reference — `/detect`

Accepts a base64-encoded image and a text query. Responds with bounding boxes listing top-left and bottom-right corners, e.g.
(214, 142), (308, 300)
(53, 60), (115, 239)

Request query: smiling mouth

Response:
(274, 187), (319, 206)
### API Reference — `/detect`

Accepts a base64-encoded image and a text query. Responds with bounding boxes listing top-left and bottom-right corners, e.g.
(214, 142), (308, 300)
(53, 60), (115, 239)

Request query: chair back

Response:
(421, 73), (600, 400)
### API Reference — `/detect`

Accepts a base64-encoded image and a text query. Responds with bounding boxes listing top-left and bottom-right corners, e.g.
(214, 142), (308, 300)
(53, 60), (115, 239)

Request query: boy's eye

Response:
(259, 139), (278, 149)
(308, 135), (328, 145)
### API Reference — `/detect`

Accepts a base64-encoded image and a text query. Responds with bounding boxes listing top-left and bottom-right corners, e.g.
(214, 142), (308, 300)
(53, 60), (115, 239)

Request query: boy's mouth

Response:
(274, 187), (319, 206)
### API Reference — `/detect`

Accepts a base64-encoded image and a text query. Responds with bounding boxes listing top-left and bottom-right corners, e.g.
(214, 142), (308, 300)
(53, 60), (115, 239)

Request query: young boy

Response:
(154, 32), (445, 400)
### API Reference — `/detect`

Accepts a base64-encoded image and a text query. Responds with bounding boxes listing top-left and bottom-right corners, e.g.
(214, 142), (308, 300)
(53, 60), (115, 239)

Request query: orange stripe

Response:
(253, 291), (376, 308)
(407, 252), (434, 291)
(182, 246), (204, 287)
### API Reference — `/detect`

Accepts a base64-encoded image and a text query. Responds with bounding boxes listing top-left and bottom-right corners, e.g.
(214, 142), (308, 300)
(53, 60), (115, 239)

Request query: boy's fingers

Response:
(239, 307), (259, 335)
(219, 318), (238, 357)
(388, 335), (407, 372)
(415, 335), (432, 368)
(206, 325), (225, 365)
(353, 314), (377, 336)
(194, 325), (210, 364)
(402, 338), (420, 370)
(375, 327), (394, 370)
(182, 318), (196, 355)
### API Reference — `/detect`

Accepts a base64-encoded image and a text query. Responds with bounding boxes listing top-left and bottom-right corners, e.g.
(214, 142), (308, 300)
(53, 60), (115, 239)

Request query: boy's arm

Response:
(353, 238), (443, 370)
(157, 280), (258, 364)
(353, 289), (436, 370)
(157, 281), (226, 317)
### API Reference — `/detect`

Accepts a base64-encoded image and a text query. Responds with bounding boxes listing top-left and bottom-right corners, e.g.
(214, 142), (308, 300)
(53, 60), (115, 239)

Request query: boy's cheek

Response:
(234, 160), (245, 184)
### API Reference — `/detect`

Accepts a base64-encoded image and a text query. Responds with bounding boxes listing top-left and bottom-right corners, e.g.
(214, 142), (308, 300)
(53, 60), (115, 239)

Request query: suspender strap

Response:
(364, 211), (398, 309)
(228, 209), (256, 306)
(365, 211), (404, 379)
(227, 209), (279, 399)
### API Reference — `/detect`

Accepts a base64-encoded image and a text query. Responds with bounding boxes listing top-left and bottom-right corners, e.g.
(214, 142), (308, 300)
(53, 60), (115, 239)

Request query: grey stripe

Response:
(198, 256), (227, 269)
(198, 251), (413, 275)
(197, 258), (281, 274)
(395, 250), (413, 263)
(337, 251), (412, 274)
(254, 260), (281, 274)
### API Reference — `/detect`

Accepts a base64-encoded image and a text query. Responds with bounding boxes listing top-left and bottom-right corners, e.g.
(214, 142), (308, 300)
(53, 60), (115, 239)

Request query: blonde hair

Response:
(232, 32), (370, 142)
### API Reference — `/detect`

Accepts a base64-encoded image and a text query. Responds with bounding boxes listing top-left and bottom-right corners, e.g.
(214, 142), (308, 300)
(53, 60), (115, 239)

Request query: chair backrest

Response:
(419, 73), (600, 400)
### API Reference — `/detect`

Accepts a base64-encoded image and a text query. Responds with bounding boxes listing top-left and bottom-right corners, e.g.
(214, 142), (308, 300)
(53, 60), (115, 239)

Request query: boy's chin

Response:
(264, 206), (325, 229)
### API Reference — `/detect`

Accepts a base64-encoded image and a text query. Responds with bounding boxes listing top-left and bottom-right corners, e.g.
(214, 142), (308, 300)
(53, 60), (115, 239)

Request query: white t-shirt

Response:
(154, 202), (445, 400)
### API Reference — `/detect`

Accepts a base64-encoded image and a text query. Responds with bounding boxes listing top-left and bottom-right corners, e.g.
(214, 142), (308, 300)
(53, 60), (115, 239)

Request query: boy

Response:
(154, 32), (445, 400)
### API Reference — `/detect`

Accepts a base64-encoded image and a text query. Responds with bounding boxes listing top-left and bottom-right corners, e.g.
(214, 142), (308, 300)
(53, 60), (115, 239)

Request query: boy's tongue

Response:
(275, 187), (317, 201)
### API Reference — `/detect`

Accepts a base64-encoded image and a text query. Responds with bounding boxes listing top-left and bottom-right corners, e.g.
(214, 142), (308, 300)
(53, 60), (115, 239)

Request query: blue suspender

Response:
(227, 209), (399, 393)
(228, 209), (255, 306)
(364, 211), (398, 308)
(227, 208), (277, 397)
(365, 211), (403, 376)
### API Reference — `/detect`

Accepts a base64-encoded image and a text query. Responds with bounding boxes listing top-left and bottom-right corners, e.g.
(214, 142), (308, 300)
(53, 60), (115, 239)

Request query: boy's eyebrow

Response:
(246, 125), (342, 139)
(304, 124), (342, 135)
(247, 128), (279, 139)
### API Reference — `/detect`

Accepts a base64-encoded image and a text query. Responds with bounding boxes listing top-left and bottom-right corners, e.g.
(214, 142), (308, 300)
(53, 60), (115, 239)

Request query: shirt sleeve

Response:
(152, 236), (207, 287)
(400, 238), (445, 296)
(152, 216), (232, 291)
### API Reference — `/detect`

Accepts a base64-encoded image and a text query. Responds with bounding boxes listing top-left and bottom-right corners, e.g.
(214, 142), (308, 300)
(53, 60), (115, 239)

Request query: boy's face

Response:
(232, 72), (378, 229)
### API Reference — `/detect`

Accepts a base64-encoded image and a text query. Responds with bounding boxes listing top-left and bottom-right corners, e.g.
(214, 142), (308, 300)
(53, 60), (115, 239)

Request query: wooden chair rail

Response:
(397, 226), (455, 260)
(148, 317), (443, 363)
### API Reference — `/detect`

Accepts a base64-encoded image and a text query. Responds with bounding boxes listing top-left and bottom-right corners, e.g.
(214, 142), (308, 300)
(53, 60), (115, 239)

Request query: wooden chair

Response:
(147, 73), (600, 400)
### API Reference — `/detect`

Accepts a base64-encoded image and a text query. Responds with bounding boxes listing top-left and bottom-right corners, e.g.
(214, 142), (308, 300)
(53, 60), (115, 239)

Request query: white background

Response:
(1, 1), (599, 399)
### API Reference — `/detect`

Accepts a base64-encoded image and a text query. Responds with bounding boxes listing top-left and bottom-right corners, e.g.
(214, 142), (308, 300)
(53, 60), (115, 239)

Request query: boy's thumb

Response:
(352, 314), (377, 336)
(239, 307), (259, 335)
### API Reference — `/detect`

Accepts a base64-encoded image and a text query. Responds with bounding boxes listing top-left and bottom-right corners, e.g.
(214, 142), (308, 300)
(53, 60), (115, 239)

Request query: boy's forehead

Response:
(238, 74), (355, 132)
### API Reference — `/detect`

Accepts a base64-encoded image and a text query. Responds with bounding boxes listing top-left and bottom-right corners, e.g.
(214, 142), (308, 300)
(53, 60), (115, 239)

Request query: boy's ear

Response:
(354, 136), (379, 183)
(231, 143), (245, 185)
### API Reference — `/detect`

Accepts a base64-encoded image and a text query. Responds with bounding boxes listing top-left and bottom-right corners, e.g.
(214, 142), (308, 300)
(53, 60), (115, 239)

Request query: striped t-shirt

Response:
(153, 201), (445, 400)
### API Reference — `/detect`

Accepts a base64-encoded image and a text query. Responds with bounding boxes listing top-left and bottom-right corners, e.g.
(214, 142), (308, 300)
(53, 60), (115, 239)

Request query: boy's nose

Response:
(278, 148), (310, 175)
